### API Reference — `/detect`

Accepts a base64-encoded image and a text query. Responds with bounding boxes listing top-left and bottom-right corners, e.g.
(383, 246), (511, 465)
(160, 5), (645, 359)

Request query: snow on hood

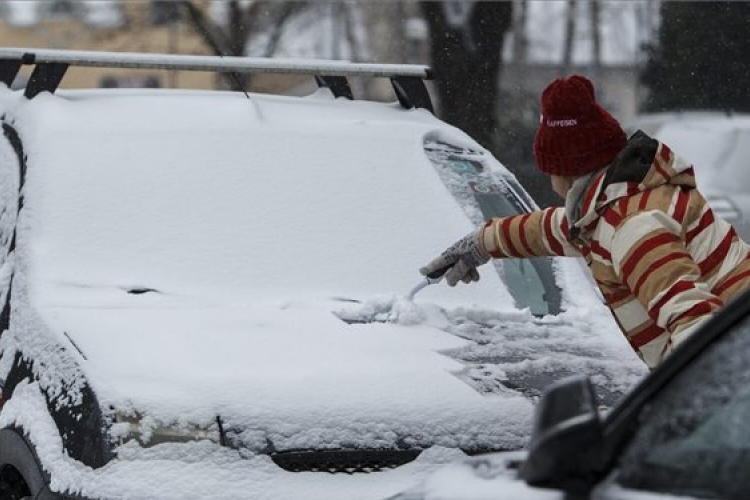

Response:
(0, 380), (475, 500)
(42, 296), (534, 452)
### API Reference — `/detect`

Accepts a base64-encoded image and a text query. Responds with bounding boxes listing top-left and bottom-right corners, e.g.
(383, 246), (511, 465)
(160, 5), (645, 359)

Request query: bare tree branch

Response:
(342, 3), (360, 61)
(180, 1), (232, 56)
(590, 0), (602, 74)
(420, 1), (513, 152)
(263, 2), (308, 58)
(562, 0), (576, 75)
(180, 0), (245, 90)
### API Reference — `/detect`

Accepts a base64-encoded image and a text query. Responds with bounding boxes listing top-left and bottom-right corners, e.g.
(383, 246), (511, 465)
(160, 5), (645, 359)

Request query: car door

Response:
(590, 292), (750, 500)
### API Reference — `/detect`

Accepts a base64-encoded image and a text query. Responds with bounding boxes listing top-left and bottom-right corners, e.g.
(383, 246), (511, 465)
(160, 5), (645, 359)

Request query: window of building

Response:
(100, 75), (161, 89)
(46, 0), (81, 19)
(150, 1), (182, 25)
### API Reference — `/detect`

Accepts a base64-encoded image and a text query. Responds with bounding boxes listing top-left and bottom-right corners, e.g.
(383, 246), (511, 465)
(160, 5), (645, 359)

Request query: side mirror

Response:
(520, 375), (603, 490)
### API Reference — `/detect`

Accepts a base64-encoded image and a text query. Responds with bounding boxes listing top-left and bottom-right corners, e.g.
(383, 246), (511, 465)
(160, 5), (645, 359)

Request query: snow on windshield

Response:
(19, 88), (515, 308)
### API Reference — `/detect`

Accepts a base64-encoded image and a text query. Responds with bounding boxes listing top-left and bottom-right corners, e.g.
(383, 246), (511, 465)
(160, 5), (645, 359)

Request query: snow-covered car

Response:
(626, 112), (750, 242)
(389, 284), (750, 500)
(0, 48), (644, 500)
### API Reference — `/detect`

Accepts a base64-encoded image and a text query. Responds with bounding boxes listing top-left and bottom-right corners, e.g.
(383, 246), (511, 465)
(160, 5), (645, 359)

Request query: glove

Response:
(420, 228), (491, 287)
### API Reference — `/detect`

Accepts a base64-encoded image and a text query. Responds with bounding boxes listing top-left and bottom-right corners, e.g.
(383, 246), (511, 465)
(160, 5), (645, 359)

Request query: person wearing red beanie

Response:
(420, 74), (750, 369)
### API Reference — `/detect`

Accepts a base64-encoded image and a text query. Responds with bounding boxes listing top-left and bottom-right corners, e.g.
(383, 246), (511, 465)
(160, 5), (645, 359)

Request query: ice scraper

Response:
(405, 264), (452, 300)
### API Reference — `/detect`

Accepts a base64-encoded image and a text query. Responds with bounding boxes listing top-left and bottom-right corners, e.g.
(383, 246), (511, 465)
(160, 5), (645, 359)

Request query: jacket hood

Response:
(572, 130), (698, 231)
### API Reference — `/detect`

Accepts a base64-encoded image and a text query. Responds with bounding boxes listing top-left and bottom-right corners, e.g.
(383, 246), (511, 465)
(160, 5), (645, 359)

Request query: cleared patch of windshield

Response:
(424, 140), (561, 316)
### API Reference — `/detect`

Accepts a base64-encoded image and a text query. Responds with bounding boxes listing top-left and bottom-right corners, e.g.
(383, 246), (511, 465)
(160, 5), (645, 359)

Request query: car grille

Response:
(270, 448), (422, 473)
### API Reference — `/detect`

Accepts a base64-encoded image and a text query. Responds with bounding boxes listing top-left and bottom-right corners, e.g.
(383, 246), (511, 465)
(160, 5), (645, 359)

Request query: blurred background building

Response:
(0, 1), (206, 89)
(2, 1), (747, 208)
(0, 1), (649, 112)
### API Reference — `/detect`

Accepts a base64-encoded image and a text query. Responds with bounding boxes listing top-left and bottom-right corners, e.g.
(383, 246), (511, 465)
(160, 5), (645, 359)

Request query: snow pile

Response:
(336, 293), (451, 326)
(386, 296), (429, 325)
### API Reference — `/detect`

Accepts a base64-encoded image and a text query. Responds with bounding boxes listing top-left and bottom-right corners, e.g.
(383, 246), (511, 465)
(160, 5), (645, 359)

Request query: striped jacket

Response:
(482, 131), (750, 368)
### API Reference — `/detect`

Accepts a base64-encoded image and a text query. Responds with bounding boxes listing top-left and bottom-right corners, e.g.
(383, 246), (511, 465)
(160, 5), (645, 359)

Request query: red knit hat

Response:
(533, 75), (627, 177)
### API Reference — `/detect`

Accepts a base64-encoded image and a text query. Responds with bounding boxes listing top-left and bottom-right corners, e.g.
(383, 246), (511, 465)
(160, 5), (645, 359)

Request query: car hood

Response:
(38, 293), (534, 453)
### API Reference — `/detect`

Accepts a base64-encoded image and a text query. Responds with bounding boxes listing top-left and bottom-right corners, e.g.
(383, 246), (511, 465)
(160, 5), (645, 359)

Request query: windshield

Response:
(20, 92), (519, 310)
(424, 140), (562, 316)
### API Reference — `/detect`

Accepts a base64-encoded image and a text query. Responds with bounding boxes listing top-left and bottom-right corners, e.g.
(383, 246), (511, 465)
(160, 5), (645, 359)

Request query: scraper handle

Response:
(407, 263), (453, 300)
(425, 263), (453, 280)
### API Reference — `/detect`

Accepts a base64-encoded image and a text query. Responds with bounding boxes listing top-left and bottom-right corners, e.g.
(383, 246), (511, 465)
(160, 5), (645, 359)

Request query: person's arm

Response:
(610, 209), (723, 353)
(420, 207), (580, 286)
(481, 206), (581, 258)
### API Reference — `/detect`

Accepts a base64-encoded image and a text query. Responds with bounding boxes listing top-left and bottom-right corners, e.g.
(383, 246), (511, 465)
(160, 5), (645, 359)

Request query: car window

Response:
(613, 309), (750, 499)
(424, 140), (561, 316)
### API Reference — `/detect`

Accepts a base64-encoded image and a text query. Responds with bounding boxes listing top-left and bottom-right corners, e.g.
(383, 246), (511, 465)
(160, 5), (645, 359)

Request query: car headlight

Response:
(112, 413), (220, 447)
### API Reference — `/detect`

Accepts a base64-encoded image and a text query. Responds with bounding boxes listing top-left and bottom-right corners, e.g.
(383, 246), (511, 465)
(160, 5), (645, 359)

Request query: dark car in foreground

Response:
(390, 284), (750, 500)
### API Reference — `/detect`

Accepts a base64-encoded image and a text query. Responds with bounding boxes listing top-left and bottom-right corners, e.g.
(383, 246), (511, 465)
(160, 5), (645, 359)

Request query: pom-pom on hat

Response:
(533, 75), (627, 177)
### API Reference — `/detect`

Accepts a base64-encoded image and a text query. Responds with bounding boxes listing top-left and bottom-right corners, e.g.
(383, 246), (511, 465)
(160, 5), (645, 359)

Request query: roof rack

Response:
(0, 48), (434, 111)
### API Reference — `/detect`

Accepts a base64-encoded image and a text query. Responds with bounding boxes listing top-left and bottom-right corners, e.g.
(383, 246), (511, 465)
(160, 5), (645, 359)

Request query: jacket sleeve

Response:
(481, 207), (581, 258)
(610, 209), (723, 351)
